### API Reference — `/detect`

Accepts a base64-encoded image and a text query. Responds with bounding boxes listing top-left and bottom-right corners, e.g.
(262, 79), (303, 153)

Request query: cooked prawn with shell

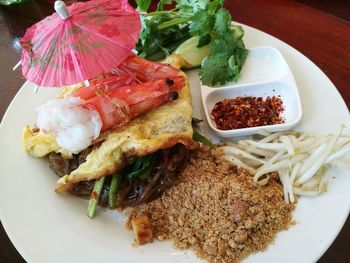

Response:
(36, 54), (186, 153)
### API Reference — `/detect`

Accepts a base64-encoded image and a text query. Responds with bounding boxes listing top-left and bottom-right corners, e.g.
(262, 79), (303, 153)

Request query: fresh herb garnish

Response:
(134, 0), (248, 87)
(191, 117), (214, 147)
(122, 154), (156, 181)
(192, 116), (203, 124)
(108, 174), (121, 208)
(135, 0), (152, 12)
(87, 154), (157, 216)
(87, 176), (106, 218)
(193, 130), (214, 147)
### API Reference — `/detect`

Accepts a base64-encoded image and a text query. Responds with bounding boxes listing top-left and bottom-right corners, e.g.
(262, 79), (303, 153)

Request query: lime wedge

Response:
(174, 36), (211, 68)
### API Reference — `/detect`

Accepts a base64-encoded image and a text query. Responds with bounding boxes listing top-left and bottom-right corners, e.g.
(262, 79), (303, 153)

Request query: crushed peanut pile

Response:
(127, 148), (295, 263)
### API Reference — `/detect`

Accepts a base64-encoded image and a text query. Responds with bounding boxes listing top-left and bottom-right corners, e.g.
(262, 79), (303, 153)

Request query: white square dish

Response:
(200, 46), (302, 137)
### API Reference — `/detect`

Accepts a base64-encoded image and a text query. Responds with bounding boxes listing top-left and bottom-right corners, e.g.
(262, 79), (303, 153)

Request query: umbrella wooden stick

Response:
(33, 85), (39, 94)
(13, 61), (39, 92)
(12, 61), (21, 71)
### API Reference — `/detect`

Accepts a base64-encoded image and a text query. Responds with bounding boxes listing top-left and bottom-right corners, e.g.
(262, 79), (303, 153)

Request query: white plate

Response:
(201, 46), (303, 137)
(1, 24), (350, 263)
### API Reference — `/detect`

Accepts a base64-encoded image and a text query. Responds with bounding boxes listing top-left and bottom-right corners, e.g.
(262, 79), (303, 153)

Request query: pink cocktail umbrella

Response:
(20, 0), (141, 87)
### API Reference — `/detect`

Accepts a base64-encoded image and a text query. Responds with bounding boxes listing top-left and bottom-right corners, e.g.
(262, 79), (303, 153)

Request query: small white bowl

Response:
(200, 46), (302, 137)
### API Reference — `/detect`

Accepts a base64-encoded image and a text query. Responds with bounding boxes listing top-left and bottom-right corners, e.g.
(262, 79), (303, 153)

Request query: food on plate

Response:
(127, 148), (295, 262)
(33, 54), (186, 153)
(164, 36), (211, 69)
(131, 215), (154, 245)
(219, 126), (350, 203)
(22, 54), (198, 216)
(134, 0), (248, 86)
(211, 96), (285, 130)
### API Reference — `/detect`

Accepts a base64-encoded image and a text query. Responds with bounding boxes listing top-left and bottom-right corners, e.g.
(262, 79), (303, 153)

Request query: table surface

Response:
(1, 0), (350, 262)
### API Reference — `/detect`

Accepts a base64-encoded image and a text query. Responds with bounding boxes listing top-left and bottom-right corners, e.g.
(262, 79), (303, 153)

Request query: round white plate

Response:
(1, 24), (350, 263)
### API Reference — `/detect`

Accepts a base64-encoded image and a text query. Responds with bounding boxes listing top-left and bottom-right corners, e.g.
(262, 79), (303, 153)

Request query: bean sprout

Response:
(220, 125), (350, 203)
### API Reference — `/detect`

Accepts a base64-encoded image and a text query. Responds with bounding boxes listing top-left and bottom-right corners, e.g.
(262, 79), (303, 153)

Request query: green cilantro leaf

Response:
(235, 44), (249, 70)
(228, 54), (240, 81)
(214, 8), (232, 36)
(135, 0), (248, 87)
(207, 0), (224, 14)
(200, 54), (234, 86)
(189, 9), (214, 36)
(210, 38), (232, 55)
(198, 33), (211, 47)
(138, 15), (151, 46)
(135, 0), (151, 12)
(176, 0), (208, 13)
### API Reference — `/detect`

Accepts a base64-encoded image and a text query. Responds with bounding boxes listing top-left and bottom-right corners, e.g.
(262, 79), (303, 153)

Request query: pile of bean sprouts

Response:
(219, 125), (350, 203)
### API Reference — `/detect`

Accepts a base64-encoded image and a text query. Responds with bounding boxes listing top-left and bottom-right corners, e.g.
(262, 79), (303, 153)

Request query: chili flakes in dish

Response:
(211, 96), (285, 130)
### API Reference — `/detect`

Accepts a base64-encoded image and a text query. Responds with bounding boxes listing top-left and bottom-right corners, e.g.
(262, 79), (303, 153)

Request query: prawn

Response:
(74, 54), (185, 131)
(72, 73), (137, 100)
(37, 55), (186, 153)
(118, 54), (184, 82)
(85, 76), (184, 131)
(72, 53), (183, 100)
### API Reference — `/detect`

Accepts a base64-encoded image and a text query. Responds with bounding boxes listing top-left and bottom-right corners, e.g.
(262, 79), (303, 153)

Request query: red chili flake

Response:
(211, 96), (285, 130)
(92, 191), (98, 200)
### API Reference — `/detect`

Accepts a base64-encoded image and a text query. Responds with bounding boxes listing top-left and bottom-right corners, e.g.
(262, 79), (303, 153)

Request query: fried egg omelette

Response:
(22, 73), (197, 193)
